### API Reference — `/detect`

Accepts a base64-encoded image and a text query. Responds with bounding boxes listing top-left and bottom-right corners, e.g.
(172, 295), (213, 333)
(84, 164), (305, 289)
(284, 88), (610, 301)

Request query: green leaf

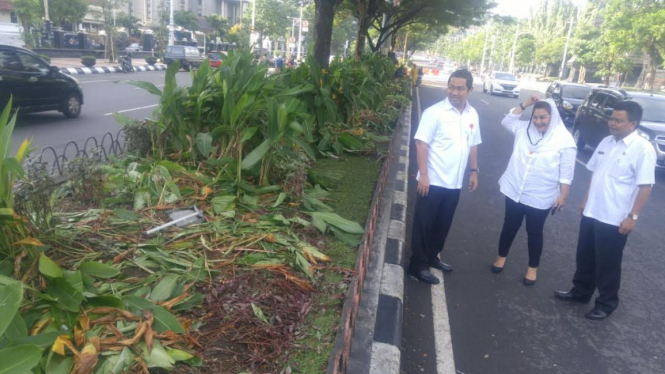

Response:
(311, 215), (327, 233)
(140, 340), (175, 369)
(251, 303), (270, 325)
(38, 254), (63, 279)
(1, 311), (27, 344)
(123, 295), (155, 314)
(0, 282), (22, 337)
(272, 192), (287, 208)
(93, 347), (133, 374)
(48, 278), (85, 312)
(195, 133), (213, 158)
(166, 348), (194, 361)
(152, 305), (185, 333)
(241, 139), (271, 170)
(45, 354), (74, 374)
(10, 332), (59, 349)
(86, 296), (123, 309)
(310, 212), (363, 234)
(240, 126), (258, 144)
(149, 275), (179, 302)
(63, 270), (83, 293)
(112, 209), (141, 221)
(0, 345), (42, 373)
(79, 262), (120, 279)
(211, 195), (236, 214)
(331, 227), (362, 246)
(124, 80), (163, 96)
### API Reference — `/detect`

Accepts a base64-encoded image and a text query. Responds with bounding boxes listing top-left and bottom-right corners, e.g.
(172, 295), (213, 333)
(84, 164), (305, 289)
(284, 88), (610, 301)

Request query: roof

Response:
(0, 0), (12, 11)
(553, 81), (590, 88)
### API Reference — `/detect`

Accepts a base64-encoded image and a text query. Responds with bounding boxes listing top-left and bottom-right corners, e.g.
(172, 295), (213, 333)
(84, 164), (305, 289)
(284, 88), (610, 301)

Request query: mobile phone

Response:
(551, 207), (557, 216)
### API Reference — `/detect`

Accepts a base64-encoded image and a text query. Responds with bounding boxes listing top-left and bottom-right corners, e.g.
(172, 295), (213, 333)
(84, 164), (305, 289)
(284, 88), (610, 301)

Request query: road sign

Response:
(289, 36), (296, 43)
(302, 21), (309, 27)
(302, 27), (308, 33)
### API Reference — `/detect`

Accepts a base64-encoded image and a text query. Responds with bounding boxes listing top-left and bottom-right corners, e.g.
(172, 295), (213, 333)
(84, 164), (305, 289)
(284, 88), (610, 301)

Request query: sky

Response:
(493, 0), (588, 19)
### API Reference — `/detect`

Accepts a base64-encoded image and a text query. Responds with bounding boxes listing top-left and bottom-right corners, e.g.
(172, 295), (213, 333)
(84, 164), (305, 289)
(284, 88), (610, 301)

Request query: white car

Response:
(483, 71), (520, 98)
(125, 43), (141, 52)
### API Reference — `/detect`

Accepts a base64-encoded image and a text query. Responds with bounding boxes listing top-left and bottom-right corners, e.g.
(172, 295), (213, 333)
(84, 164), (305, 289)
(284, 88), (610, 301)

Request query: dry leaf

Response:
(12, 237), (45, 246)
(52, 335), (71, 356)
(74, 342), (99, 374)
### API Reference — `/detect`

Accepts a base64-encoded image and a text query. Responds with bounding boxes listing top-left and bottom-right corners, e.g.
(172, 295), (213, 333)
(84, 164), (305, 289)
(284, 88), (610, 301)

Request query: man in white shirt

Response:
(408, 69), (481, 285)
(555, 101), (656, 321)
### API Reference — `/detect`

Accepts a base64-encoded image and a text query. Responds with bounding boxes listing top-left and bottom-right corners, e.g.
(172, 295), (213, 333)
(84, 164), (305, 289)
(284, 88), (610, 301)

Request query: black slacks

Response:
(409, 186), (461, 272)
(497, 197), (550, 268)
(571, 216), (628, 313)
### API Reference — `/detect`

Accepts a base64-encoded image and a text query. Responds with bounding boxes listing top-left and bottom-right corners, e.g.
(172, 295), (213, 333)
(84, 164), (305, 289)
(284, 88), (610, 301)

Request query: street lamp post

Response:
(251, 0), (256, 48)
(296, 3), (303, 61)
(559, 17), (574, 80)
(43, 0), (50, 21)
(169, 0), (175, 46)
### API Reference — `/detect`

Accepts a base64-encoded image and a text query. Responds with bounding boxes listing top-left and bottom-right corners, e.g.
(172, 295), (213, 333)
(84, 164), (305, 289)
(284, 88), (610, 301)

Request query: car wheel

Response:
(62, 94), (82, 118)
(490, 86), (494, 95)
(513, 94), (519, 98)
(573, 126), (585, 149)
(184, 63), (191, 72)
(483, 83), (487, 93)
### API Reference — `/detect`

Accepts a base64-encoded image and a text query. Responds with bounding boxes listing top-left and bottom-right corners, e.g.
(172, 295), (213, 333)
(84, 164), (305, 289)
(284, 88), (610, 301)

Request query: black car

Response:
(545, 81), (591, 127)
(572, 88), (665, 166)
(163, 45), (205, 71)
(0, 44), (83, 118)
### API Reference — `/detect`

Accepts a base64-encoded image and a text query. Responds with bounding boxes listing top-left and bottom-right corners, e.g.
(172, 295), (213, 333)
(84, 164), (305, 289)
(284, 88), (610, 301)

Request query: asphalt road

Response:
(402, 76), (665, 374)
(10, 70), (193, 156)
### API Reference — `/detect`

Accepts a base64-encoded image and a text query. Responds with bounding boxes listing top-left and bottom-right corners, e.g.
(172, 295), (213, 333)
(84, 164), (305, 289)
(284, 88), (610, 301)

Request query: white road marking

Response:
(78, 79), (111, 84)
(104, 104), (158, 116)
(431, 268), (456, 374)
(481, 99), (490, 105)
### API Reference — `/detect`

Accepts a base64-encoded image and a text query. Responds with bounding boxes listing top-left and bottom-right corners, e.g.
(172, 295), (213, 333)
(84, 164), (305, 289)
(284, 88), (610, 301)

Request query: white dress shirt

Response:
(498, 103), (577, 210)
(583, 131), (657, 226)
(414, 98), (482, 189)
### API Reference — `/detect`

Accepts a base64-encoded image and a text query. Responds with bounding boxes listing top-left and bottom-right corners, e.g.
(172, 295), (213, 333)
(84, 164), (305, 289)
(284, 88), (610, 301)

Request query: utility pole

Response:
(403, 30), (410, 63)
(488, 36), (496, 72)
(480, 23), (490, 74)
(559, 16), (574, 80)
(251, 0), (256, 48)
(43, 0), (50, 21)
(169, 0), (175, 46)
(296, 2), (303, 61)
(509, 24), (519, 74)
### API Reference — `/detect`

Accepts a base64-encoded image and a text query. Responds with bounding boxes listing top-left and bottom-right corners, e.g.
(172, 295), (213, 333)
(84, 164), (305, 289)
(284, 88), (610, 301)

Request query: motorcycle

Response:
(120, 55), (134, 73)
(416, 67), (423, 87)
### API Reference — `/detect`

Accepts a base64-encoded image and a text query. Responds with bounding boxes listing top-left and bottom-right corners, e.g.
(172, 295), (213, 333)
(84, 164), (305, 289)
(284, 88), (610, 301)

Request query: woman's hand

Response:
(522, 95), (540, 109)
(553, 194), (567, 212)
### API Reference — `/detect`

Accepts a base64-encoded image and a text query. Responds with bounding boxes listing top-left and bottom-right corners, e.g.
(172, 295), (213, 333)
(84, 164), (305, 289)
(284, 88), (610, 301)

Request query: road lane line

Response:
(104, 104), (158, 116)
(481, 99), (489, 105)
(431, 268), (456, 374)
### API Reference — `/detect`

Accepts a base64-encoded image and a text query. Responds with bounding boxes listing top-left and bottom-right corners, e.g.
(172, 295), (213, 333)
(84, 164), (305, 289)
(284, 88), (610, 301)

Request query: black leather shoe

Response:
(408, 268), (440, 284)
(428, 260), (453, 273)
(523, 277), (536, 286)
(491, 265), (504, 274)
(554, 290), (591, 303)
(585, 309), (611, 321)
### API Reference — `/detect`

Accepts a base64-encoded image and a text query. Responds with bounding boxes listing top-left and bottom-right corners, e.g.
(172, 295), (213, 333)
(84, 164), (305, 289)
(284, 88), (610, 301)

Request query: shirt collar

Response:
(613, 130), (639, 146)
(442, 98), (469, 114)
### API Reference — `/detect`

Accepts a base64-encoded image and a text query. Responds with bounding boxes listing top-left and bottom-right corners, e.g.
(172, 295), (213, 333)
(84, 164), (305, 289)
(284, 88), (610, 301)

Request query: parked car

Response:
(483, 71), (520, 98)
(163, 45), (204, 71)
(207, 52), (223, 68)
(0, 44), (83, 118)
(572, 87), (665, 167)
(545, 81), (592, 127)
(125, 43), (141, 52)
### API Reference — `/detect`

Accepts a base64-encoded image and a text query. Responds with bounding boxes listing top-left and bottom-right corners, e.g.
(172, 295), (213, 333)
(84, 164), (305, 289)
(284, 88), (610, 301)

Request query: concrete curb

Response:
(60, 64), (167, 75)
(368, 103), (411, 374)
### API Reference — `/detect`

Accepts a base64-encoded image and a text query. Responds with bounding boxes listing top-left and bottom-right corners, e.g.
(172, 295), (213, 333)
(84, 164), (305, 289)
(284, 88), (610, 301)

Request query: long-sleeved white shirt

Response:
(498, 110), (576, 210)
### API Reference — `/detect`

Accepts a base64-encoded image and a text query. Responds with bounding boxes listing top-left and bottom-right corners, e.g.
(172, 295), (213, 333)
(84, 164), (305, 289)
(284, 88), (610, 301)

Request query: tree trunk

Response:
(644, 49), (658, 90)
(635, 57), (648, 88)
(354, 7), (370, 60)
(313, 0), (341, 69)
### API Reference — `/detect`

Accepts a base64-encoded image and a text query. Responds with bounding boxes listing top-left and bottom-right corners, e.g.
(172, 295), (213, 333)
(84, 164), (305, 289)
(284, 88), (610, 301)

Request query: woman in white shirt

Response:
(491, 96), (577, 285)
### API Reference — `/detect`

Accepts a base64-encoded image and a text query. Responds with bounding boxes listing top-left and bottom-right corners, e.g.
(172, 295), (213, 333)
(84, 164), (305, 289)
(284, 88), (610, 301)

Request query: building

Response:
(125, 0), (248, 28)
(0, 0), (23, 47)
(0, 0), (17, 24)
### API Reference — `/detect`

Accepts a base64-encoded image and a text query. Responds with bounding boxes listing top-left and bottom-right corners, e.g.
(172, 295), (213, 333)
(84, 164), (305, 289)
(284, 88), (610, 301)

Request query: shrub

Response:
(121, 118), (160, 157)
(66, 153), (104, 204)
(14, 159), (56, 234)
(39, 54), (51, 63)
(145, 56), (157, 65)
(81, 55), (96, 67)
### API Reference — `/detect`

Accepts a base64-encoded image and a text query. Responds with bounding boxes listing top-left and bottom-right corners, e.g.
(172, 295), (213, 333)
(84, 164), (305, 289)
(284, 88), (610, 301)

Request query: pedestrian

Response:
(276, 55), (284, 72)
(555, 101), (656, 321)
(491, 95), (577, 286)
(408, 69), (481, 285)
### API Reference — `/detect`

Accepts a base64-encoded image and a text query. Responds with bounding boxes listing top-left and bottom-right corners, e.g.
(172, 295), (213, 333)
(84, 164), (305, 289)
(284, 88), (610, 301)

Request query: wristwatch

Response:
(519, 103), (525, 110)
(470, 168), (479, 174)
(628, 214), (638, 221)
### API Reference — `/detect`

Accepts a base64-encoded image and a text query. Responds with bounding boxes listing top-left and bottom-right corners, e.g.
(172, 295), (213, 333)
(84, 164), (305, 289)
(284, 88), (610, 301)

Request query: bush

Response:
(14, 159), (56, 234)
(81, 55), (96, 67)
(122, 119), (160, 157)
(145, 56), (157, 65)
(66, 153), (104, 204)
(39, 54), (51, 63)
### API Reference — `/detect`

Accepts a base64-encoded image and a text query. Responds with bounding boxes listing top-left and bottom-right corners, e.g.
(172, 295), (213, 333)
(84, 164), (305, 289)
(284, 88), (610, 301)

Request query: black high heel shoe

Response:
(491, 265), (504, 273)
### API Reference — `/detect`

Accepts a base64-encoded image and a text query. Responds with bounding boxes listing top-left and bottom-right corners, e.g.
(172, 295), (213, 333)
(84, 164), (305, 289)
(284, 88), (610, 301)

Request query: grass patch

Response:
(288, 154), (383, 373)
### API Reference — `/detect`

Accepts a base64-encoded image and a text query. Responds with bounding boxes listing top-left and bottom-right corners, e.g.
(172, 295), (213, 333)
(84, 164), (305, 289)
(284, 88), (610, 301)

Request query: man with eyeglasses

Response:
(408, 69), (481, 285)
(555, 101), (656, 321)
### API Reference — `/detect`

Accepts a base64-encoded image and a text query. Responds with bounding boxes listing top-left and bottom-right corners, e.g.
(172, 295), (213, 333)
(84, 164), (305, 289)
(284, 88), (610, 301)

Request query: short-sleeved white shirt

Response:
(414, 98), (482, 189)
(583, 131), (657, 227)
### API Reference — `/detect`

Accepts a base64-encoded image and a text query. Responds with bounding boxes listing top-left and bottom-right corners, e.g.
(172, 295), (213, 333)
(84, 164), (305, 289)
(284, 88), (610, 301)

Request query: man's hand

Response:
(553, 194), (567, 212)
(417, 175), (430, 197)
(619, 217), (635, 235)
(468, 173), (478, 192)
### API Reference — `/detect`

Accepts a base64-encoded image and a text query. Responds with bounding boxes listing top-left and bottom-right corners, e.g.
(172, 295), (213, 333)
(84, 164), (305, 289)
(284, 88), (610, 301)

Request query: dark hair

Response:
(614, 100), (643, 124)
(448, 69), (473, 90)
(533, 101), (552, 115)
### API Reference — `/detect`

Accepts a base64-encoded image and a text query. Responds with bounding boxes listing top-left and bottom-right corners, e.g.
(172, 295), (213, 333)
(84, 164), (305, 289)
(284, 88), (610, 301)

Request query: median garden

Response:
(0, 50), (410, 373)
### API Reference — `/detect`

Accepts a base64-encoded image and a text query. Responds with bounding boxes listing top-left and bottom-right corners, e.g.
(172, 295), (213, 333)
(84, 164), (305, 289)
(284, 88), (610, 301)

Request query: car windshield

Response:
(495, 73), (516, 81)
(209, 53), (221, 60)
(562, 86), (591, 100)
(167, 46), (184, 55)
(630, 97), (665, 123)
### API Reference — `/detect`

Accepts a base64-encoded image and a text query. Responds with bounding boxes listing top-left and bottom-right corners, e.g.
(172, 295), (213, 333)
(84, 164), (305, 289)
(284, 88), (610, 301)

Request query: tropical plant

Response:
(81, 55), (97, 67)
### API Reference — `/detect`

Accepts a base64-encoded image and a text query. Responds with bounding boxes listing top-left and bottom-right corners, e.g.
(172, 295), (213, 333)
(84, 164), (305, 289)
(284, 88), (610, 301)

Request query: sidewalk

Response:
(49, 57), (167, 75)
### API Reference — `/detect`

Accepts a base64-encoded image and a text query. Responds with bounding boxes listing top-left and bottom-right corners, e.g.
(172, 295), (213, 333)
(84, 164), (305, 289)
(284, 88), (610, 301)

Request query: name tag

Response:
(598, 151), (605, 155)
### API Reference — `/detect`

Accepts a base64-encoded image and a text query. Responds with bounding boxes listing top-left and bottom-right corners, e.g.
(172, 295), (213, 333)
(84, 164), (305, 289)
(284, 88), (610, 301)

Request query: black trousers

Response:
(409, 186), (461, 272)
(571, 216), (628, 313)
(497, 197), (550, 268)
